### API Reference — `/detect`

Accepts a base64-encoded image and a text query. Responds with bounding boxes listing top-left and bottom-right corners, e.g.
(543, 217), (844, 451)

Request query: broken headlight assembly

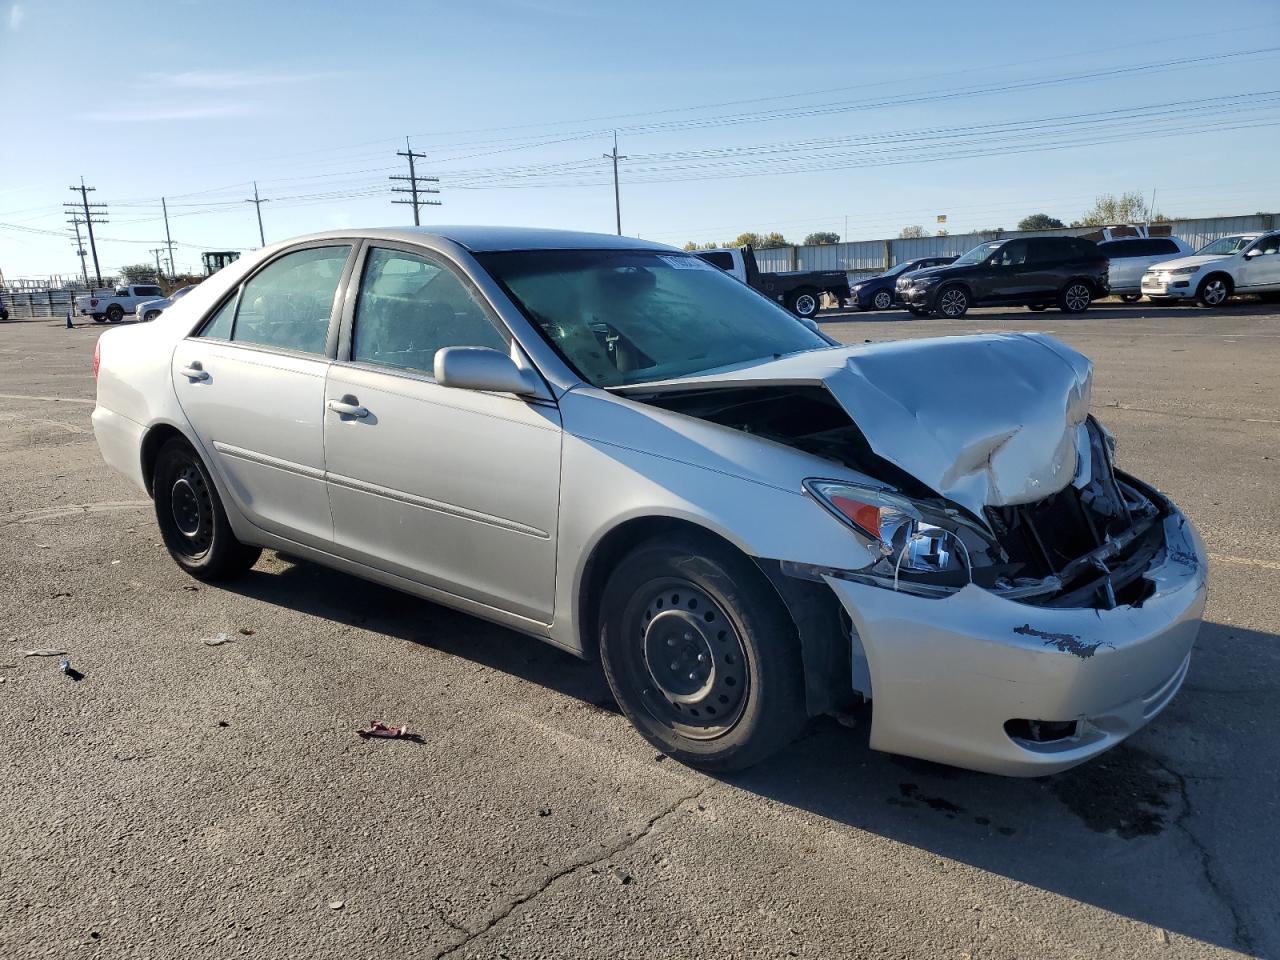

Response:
(797, 479), (996, 596)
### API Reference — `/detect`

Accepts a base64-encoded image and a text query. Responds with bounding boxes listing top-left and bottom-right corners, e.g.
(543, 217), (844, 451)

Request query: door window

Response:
(230, 246), (351, 355)
(351, 247), (508, 376)
(1255, 234), (1280, 256)
(994, 240), (1029, 266)
(198, 293), (237, 339)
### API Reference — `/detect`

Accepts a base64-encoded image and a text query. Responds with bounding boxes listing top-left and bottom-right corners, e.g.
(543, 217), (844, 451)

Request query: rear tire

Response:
(106, 304), (124, 323)
(153, 439), (261, 581)
(92, 314), (105, 323)
(1058, 281), (1092, 313)
(599, 534), (807, 771)
(786, 289), (820, 320)
(1196, 274), (1232, 308)
(1120, 293), (1142, 303)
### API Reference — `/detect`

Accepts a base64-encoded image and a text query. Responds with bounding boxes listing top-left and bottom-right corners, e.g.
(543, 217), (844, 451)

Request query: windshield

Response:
(952, 241), (1004, 266)
(1195, 235), (1253, 257)
(882, 260), (917, 278)
(478, 249), (830, 387)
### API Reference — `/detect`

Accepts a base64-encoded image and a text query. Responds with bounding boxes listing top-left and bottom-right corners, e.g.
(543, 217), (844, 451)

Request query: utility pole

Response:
(244, 181), (269, 247)
(603, 131), (627, 236)
(65, 177), (106, 287)
(390, 137), (440, 226)
(161, 197), (176, 279)
(149, 247), (166, 281)
(68, 217), (90, 288)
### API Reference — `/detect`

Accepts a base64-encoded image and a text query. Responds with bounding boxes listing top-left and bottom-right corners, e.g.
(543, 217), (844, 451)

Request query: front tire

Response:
(1028, 304), (1048, 312)
(786, 289), (820, 320)
(1058, 281), (1092, 313)
(1197, 274), (1232, 308)
(933, 284), (970, 318)
(142, 310), (161, 322)
(599, 535), (807, 771)
(153, 439), (262, 581)
(906, 305), (928, 318)
(1120, 293), (1142, 303)
(871, 289), (893, 311)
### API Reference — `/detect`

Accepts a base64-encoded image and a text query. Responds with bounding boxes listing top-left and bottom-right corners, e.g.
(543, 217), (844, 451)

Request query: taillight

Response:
(90, 298), (99, 307)
(93, 338), (101, 379)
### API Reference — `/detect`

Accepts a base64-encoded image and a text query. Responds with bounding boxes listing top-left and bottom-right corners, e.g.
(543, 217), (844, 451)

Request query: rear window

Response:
(694, 251), (735, 272)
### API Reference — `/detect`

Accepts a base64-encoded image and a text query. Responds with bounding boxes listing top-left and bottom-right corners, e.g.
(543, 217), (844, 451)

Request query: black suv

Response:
(896, 236), (1109, 318)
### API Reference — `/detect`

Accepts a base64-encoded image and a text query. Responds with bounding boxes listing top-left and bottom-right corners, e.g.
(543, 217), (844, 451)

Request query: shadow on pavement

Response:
(224, 557), (1267, 954)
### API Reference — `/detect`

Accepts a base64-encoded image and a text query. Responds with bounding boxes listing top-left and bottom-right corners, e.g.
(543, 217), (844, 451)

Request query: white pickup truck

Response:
(75, 284), (165, 323)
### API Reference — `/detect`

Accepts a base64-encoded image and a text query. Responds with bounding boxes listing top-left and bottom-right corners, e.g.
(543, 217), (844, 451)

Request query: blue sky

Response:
(1, 0), (1278, 279)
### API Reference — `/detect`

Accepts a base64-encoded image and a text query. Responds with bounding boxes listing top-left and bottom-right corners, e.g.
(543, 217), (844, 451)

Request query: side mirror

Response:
(434, 346), (540, 396)
(1244, 248), (1262, 258)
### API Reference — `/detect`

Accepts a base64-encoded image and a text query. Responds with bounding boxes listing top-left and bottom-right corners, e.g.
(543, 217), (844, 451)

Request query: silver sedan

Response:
(91, 227), (1207, 775)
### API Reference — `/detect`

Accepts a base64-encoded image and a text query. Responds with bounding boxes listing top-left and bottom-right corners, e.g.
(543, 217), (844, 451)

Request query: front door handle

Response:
(180, 362), (209, 381)
(327, 397), (369, 419)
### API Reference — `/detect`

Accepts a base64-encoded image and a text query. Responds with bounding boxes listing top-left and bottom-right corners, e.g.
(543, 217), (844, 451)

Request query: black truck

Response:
(693, 245), (851, 319)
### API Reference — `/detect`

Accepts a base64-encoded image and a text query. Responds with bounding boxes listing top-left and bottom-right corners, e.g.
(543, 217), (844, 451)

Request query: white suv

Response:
(1142, 232), (1280, 307)
(1097, 236), (1194, 302)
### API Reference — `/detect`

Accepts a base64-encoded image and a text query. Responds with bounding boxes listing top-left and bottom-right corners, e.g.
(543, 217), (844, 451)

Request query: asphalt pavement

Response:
(1, 301), (1277, 959)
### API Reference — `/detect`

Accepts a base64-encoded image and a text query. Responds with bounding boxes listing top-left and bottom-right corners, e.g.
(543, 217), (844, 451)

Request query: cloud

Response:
(8, 4), (24, 30)
(83, 103), (258, 123)
(138, 69), (332, 90)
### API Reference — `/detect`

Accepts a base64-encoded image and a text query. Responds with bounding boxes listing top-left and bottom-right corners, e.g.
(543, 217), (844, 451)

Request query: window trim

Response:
(335, 240), (514, 384)
(188, 240), (361, 361)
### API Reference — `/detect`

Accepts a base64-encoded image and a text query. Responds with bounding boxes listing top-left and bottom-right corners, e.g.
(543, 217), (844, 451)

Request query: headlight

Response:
(851, 283), (865, 292)
(802, 479), (980, 586)
(914, 274), (943, 286)
(1166, 266), (1199, 276)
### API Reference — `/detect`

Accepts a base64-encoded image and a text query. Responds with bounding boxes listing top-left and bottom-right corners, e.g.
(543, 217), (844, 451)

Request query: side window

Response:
(1257, 234), (1280, 256)
(231, 246), (350, 355)
(1097, 240), (1124, 257)
(1148, 239), (1180, 255)
(695, 252), (735, 272)
(198, 294), (237, 340)
(352, 247), (507, 376)
(994, 240), (1029, 267)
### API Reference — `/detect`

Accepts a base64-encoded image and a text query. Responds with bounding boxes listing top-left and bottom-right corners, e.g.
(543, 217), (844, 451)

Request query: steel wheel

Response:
(791, 292), (818, 318)
(1061, 282), (1092, 313)
(872, 290), (893, 310)
(167, 463), (215, 559)
(1199, 276), (1229, 307)
(937, 286), (969, 318)
(632, 579), (750, 738)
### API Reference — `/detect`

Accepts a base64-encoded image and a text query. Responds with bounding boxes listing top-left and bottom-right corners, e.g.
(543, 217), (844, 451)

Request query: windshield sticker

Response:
(659, 255), (716, 271)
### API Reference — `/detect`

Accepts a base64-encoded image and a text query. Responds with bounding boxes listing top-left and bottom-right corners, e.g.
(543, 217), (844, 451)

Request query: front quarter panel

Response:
(547, 386), (878, 654)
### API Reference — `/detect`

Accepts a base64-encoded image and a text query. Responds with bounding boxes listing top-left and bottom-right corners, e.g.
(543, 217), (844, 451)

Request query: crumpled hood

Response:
(621, 333), (1093, 517)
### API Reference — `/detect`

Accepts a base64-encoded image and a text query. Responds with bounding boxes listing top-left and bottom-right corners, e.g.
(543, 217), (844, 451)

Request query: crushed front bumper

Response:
(824, 509), (1207, 776)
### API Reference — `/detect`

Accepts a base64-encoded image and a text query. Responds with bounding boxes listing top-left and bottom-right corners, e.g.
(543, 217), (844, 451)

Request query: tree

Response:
(731, 232), (764, 249)
(1075, 192), (1164, 227)
(898, 225), (925, 239)
(757, 232), (790, 249)
(1018, 213), (1065, 230)
(803, 231), (841, 245)
(119, 263), (159, 283)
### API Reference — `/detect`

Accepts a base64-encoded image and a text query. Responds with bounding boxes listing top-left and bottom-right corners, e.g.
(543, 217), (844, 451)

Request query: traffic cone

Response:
(65, 311), (73, 329)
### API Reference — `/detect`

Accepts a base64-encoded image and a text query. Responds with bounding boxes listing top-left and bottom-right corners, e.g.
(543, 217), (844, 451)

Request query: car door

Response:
(984, 239), (1031, 302)
(171, 243), (355, 549)
(322, 243), (562, 624)
(1239, 233), (1280, 290)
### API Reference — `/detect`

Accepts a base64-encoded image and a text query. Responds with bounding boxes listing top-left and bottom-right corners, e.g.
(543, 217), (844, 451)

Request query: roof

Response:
(361, 225), (677, 253)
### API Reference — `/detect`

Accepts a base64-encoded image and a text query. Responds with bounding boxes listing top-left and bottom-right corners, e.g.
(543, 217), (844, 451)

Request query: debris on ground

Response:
(328, 900), (345, 910)
(202, 633), (233, 647)
(21, 648), (67, 658)
(238, 628), (256, 636)
(537, 807), (552, 817)
(609, 867), (633, 885)
(356, 721), (412, 739)
(60, 659), (84, 682)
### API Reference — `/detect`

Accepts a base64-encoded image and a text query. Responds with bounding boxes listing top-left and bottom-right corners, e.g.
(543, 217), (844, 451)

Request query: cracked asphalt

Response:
(1, 301), (1277, 959)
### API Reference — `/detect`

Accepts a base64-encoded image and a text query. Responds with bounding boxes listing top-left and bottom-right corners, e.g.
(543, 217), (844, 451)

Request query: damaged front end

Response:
(625, 333), (1207, 775)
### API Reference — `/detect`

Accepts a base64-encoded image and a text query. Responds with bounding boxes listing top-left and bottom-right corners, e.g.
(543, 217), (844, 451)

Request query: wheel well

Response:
(139, 424), (190, 497)
(937, 280), (971, 299)
(1062, 276), (1097, 295)
(577, 516), (748, 661)
(787, 286), (818, 302)
(1201, 271), (1234, 293)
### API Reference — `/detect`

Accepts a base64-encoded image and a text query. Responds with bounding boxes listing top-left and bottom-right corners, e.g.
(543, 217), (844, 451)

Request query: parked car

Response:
(897, 236), (1109, 318)
(136, 284), (198, 322)
(849, 256), (957, 311)
(693, 245), (850, 319)
(91, 226), (1205, 776)
(75, 284), (165, 323)
(1141, 232), (1280, 307)
(1096, 236), (1194, 302)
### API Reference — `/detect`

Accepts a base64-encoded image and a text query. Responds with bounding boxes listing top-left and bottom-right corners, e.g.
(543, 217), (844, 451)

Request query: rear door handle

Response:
(327, 397), (369, 419)
(180, 362), (209, 381)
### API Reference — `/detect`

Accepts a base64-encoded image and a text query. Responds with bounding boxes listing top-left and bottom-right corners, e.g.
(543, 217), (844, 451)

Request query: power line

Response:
(390, 137), (440, 226)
